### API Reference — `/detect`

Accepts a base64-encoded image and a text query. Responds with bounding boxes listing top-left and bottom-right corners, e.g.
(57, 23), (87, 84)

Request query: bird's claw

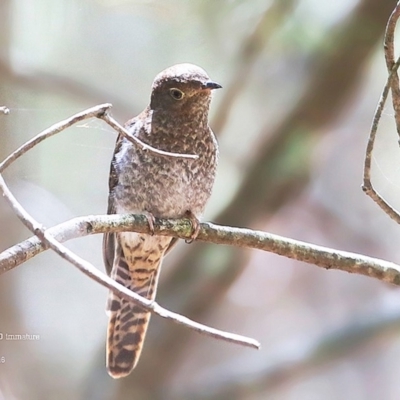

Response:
(144, 211), (156, 236)
(185, 211), (200, 244)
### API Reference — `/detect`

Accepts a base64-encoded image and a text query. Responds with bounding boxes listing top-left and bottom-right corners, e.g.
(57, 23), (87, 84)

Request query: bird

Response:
(103, 63), (221, 378)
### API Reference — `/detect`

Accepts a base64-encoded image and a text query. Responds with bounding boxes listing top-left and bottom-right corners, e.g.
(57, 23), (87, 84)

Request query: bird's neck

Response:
(138, 107), (210, 152)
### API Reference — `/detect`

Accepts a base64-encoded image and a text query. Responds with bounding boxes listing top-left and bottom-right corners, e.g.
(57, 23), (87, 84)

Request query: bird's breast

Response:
(113, 137), (217, 218)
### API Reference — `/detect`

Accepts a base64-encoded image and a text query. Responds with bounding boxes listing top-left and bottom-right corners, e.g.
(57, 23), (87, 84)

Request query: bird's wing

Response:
(102, 116), (139, 276)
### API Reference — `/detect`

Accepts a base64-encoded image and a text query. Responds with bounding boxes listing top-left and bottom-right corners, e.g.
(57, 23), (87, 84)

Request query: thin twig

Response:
(0, 104), (255, 349)
(2, 213), (400, 286)
(0, 104), (112, 173)
(363, 0), (400, 222)
(0, 104), (197, 174)
(0, 174), (259, 350)
(362, 57), (400, 223)
(100, 111), (198, 160)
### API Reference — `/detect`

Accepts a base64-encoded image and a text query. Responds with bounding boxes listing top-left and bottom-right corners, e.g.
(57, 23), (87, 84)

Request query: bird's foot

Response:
(185, 210), (200, 244)
(144, 211), (156, 236)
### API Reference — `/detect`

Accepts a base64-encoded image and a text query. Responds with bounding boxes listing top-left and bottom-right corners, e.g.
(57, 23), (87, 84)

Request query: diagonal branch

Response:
(0, 104), (197, 174)
(0, 174), (259, 350)
(0, 104), (255, 350)
(0, 104), (111, 172)
(100, 111), (198, 160)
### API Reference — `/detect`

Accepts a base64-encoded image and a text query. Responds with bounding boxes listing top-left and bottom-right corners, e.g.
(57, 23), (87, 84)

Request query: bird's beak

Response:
(203, 81), (222, 90)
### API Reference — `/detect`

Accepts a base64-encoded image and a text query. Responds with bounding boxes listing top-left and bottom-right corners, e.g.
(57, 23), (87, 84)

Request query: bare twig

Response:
(0, 104), (197, 174)
(363, 0), (400, 222)
(362, 57), (400, 223)
(216, 0), (394, 228)
(0, 104), (256, 349)
(100, 111), (198, 160)
(0, 104), (111, 172)
(2, 213), (400, 286)
(0, 174), (259, 350)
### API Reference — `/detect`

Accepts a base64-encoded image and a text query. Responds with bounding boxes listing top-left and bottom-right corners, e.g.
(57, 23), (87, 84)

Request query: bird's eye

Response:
(169, 88), (185, 100)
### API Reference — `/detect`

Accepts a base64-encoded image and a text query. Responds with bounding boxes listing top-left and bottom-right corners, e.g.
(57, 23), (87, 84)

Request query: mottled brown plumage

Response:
(103, 63), (221, 378)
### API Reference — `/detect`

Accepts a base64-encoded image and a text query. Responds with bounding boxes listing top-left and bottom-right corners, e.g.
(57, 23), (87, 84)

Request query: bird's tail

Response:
(106, 234), (168, 378)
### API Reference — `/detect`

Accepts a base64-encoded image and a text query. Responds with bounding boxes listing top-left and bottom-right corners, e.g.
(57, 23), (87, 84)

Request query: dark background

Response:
(1, 0), (400, 399)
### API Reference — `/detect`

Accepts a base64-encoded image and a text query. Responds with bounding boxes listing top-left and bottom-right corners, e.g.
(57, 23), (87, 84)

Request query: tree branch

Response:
(216, 0), (397, 228)
(362, 56), (400, 223)
(100, 111), (198, 160)
(363, 0), (400, 222)
(2, 213), (400, 285)
(0, 174), (259, 350)
(0, 104), (197, 175)
(1, 1), (399, 377)
(0, 104), (259, 352)
(0, 104), (112, 172)
(132, 3), (396, 390)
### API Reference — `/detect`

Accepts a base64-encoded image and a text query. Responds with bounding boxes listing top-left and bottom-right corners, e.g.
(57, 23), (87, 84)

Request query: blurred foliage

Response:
(1, 0), (400, 399)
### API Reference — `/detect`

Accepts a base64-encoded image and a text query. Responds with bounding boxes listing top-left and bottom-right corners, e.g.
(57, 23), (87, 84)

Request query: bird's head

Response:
(149, 63), (221, 115)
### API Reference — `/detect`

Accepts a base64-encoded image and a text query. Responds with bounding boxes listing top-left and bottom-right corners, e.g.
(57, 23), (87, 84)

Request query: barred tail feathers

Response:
(106, 233), (170, 378)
